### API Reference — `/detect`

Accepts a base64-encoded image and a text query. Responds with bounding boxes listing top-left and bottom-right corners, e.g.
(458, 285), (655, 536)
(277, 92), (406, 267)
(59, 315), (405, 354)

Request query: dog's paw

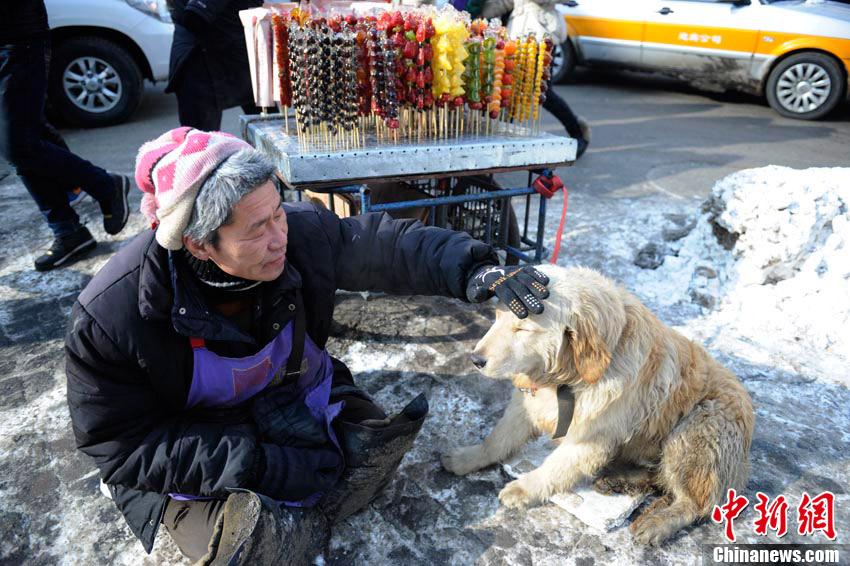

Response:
(498, 479), (537, 509)
(441, 445), (485, 476)
(629, 510), (677, 546)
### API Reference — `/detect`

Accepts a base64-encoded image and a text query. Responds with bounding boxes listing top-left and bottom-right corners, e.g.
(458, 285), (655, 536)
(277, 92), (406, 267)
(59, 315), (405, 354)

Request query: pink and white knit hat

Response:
(135, 127), (254, 250)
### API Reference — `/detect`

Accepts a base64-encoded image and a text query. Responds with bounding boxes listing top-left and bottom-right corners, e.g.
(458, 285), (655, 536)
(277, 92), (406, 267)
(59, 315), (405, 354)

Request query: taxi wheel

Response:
(766, 52), (845, 121)
(551, 41), (576, 84)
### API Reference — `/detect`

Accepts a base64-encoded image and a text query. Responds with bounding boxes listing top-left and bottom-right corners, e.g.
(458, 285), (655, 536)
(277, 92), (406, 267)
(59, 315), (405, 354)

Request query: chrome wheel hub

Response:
(63, 57), (122, 114)
(776, 62), (831, 114)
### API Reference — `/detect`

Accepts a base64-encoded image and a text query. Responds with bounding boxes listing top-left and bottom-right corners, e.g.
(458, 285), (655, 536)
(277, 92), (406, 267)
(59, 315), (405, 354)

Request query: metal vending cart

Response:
(241, 114), (576, 264)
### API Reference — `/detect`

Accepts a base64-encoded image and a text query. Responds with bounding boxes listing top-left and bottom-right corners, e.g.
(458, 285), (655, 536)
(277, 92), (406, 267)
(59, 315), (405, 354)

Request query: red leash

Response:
(532, 170), (569, 264)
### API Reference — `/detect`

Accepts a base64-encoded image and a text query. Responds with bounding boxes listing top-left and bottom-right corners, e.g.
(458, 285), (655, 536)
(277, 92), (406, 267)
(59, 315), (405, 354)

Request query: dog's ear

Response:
(569, 315), (611, 385)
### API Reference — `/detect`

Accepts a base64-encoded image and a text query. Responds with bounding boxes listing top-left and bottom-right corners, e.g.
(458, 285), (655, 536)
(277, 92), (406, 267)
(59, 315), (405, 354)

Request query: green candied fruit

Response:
(483, 37), (496, 49)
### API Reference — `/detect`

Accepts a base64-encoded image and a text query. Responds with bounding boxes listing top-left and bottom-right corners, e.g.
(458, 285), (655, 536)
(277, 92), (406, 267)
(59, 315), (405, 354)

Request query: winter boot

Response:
(201, 491), (330, 566)
(576, 116), (591, 158)
(100, 173), (130, 235)
(319, 393), (429, 524)
(34, 226), (96, 271)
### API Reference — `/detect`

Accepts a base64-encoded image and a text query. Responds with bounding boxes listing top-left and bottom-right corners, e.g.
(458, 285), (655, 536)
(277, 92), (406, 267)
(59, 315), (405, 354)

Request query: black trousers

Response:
(173, 50), (263, 132)
(0, 38), (113, 237)
(543, 86), (583, 139)
(163, 361), (384, 562)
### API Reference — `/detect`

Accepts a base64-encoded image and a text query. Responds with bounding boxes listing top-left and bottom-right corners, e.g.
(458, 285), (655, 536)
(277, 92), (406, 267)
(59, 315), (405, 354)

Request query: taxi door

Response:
(641, 0), (762, 79)
(561, 0), (649, 66)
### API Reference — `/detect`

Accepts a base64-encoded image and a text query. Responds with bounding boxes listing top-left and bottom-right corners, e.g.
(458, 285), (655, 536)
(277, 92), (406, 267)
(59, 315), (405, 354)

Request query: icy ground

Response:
(1, 166), (848, 565)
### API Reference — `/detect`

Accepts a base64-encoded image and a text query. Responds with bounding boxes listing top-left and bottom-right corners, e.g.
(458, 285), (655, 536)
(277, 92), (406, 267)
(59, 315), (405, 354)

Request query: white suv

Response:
(45, 0), (173, 127)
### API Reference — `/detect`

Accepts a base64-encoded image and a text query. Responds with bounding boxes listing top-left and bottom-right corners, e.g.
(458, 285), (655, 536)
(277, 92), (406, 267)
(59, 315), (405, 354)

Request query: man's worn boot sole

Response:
(203, 492), (261, 566)
(204, 492), (329, 566)
(320, 393), (429, 523)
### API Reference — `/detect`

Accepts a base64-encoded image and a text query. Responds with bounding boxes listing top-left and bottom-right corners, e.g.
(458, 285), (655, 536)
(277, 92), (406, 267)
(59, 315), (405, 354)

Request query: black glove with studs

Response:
(466, 264), (550, 318)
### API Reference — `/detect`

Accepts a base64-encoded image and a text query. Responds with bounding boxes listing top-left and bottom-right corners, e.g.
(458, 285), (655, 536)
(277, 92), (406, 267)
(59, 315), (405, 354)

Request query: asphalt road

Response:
(2, 68), (848, 203)
(555, 69), (850, 202)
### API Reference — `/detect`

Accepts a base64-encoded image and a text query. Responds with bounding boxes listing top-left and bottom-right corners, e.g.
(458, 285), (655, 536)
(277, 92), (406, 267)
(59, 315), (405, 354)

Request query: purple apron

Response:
(170, 296), (343, 507)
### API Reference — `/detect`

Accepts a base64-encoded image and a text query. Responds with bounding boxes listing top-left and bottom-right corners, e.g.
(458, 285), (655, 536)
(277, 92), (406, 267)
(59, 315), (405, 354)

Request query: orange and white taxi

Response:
(554, 0), (850, 119)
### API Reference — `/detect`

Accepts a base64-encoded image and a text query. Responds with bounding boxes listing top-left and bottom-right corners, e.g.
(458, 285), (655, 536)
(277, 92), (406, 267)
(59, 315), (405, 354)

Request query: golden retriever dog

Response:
(442, 265), (754, 545)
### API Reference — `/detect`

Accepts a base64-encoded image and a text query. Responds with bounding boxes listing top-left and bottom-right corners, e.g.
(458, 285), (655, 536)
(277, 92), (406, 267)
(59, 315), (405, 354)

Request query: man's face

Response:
(187, 181), (289, 282)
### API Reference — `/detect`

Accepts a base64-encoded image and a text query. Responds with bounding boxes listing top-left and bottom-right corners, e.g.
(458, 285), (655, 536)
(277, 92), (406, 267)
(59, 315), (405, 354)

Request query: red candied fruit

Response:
(403, 41), (417, 59)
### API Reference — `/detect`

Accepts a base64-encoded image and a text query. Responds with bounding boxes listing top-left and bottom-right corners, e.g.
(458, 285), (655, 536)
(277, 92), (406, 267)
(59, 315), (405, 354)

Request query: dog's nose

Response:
(470, 354), (487, 369)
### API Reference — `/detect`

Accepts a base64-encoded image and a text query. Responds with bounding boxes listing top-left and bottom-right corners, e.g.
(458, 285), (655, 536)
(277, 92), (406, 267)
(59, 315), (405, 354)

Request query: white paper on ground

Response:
(502, 436), (646, 532)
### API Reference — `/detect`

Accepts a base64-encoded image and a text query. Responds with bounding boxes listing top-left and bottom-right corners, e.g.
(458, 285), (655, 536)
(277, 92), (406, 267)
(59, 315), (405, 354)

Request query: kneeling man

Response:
(65, 128), (550, 563)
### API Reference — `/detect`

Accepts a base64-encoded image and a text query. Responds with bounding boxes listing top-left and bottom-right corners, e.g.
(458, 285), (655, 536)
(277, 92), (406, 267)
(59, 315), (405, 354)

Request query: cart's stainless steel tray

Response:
(241, 115), (576, 188)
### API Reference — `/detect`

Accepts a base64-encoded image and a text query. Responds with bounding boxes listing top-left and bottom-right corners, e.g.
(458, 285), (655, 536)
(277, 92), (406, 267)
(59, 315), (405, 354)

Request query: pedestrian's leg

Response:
(162, 498), (226, 562)
(41, 122), (87, 204)
(175, 54), (224, 131)
(543, 86), (590, 158)
(543, 89), (582, 138)
(178, 93), (223, 131)
(42, 121), (69, 150)
(0, 40), (80, 237)
(0, 40), (124, 231)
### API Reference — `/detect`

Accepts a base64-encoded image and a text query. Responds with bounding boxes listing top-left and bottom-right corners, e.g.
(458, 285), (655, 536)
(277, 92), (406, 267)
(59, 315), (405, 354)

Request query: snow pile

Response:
(636, 166), (850, 385)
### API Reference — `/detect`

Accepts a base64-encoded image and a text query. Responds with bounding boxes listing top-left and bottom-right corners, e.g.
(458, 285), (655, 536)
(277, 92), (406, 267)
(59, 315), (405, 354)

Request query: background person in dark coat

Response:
(65, 127), (550, 563)
(165, 0), (263, 130)
(480, 0), (591, 158)
(0, 0), (131, 271)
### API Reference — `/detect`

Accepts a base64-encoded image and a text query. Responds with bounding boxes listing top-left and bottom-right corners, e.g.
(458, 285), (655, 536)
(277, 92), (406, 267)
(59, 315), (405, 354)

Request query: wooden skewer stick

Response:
(431, 108), (437, 140)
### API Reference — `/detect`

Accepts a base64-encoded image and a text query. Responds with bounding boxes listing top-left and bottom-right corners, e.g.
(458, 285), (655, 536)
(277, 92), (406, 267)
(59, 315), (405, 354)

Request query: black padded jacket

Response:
(65, 202), (497, 552)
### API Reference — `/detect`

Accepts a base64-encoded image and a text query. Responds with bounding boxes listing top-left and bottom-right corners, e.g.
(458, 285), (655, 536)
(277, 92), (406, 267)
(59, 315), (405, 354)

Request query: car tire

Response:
(48, 36), (143, 128)
(765, 52), (845, 121)
(551, 40), (576, 84)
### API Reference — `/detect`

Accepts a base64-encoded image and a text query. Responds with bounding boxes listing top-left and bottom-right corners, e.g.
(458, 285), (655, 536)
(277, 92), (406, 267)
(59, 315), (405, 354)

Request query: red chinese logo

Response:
(712, 488), (749, 542)
(797, 491), (836, 540)
(712, 490), (838, 541)
(753, 492), (789, 538)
